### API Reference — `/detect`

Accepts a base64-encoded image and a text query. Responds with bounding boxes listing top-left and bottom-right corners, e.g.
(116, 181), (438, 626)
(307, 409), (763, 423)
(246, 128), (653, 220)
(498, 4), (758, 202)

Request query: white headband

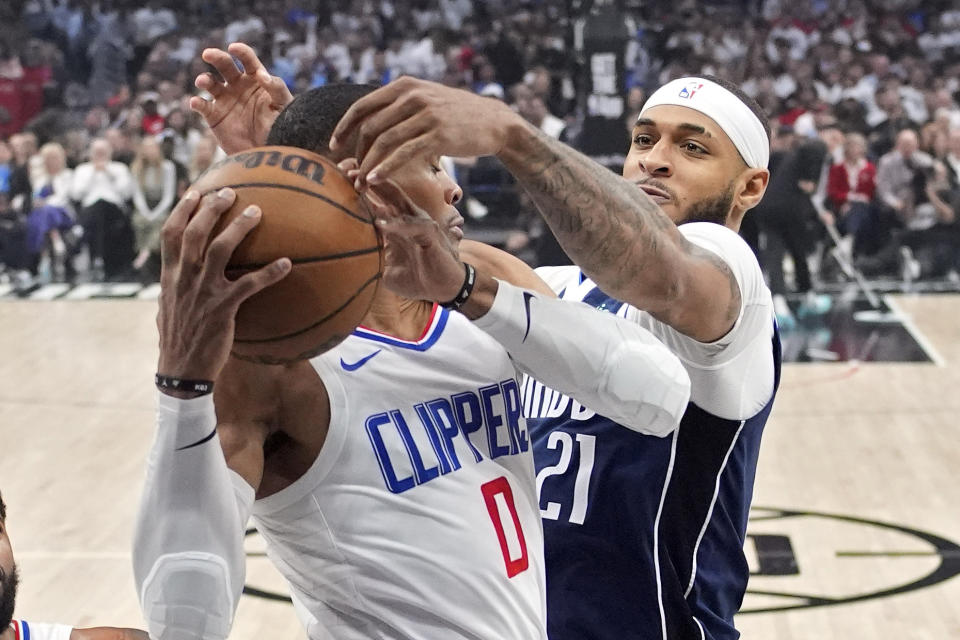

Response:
(639, 77), (769, 169)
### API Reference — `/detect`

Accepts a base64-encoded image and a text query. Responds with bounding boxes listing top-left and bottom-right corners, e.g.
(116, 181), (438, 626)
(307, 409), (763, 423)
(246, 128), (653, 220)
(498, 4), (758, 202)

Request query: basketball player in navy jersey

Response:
(133, 50), (690, 640)
(0, 492), (147, 640)
(333, 76), (779, 640)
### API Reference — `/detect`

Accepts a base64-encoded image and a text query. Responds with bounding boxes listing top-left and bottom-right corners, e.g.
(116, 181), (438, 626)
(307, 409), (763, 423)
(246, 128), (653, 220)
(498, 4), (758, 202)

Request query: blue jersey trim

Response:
(22, 620), (30, 640)
(352, 304), (449, 351)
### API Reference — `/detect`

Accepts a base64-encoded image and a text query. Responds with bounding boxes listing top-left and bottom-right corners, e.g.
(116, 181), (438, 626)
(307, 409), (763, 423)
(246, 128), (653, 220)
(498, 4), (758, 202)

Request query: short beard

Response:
(0, 563), (18, 629)
(679, 183), (735, 226)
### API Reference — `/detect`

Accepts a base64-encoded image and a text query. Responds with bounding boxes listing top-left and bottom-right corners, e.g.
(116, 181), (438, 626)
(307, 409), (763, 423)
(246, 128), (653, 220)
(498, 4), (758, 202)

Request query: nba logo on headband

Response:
(641, 77), (770, 168)
(678, 82), (703, 100)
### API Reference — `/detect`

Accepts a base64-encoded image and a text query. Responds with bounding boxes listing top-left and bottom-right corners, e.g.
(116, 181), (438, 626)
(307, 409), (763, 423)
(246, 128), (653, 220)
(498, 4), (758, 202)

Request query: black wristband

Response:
(155, 374), (214, 396)
(440, 262), (477, 311)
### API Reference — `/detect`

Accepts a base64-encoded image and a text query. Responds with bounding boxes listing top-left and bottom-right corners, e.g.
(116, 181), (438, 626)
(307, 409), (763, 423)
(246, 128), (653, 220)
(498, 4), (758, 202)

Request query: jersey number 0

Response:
(481, 476), (529, 578)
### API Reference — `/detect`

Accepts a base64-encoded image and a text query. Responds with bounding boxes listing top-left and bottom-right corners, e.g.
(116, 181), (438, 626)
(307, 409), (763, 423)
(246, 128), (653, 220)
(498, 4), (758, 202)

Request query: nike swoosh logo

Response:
(176, 427), (218, 451)
(522, 291), (535, 342)
(340, 349), (382, 371)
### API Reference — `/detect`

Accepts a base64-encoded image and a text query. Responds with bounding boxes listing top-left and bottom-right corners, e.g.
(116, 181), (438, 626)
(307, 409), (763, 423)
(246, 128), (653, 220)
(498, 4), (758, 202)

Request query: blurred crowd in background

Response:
(0, 0), (958, 311)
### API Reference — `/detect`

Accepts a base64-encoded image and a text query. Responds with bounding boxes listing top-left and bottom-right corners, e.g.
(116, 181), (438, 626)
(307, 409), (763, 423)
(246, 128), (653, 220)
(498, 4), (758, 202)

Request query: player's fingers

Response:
(260, 70), (293, 107)
(188, 94), (213, 119)
(204, 205), (262, 274)
(359, 189), (401, 222)
(376, 216), (435, 239)
(202, 47), (243, 84)
(330, 78), (413, 152)
(379, 226), (417, 268)
(376, 216), (438, 247)
(180, 188), (236, 268)
(161, 190), (201, 268)
(361, 130), (436, 186)
(228, 258), (292, 305)
(226, 42), (293, 106)
(337, 158), (360, 174)
(351, 98), (425, 169)
(195, 72), (225, 98)
(227, 42), (265, 75)
(368, 179), (431, 221)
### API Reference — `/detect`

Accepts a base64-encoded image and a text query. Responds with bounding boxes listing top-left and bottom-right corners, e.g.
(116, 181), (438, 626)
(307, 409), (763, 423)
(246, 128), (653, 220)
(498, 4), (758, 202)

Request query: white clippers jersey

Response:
(8, 620), (73, 640)
(251, 304), (547, 640)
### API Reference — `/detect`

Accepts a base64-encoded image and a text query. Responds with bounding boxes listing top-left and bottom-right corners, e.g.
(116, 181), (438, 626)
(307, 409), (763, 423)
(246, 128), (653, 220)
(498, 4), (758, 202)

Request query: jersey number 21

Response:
(535, 431), (596, 525)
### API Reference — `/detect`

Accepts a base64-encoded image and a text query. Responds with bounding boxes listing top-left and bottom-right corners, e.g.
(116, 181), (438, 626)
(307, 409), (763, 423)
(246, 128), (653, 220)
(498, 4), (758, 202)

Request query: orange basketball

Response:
(190, 145), (382, 364)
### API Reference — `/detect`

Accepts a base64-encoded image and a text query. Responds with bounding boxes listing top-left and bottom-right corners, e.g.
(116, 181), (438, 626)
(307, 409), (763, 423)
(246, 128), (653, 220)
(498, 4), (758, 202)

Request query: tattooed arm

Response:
(497, 122), (740, 343)
(330, 77), (741, 342)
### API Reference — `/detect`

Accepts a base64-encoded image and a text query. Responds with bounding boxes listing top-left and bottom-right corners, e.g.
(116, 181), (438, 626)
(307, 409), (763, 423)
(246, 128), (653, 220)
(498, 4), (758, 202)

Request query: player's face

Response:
(0, 517), (18, 629)
(392, 157), (464, 246)
(623, 105), (757, 227)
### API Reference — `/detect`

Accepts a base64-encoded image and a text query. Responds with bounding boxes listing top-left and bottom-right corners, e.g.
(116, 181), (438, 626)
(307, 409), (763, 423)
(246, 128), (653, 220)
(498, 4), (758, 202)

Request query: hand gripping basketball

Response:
(156, 189), (291, 389)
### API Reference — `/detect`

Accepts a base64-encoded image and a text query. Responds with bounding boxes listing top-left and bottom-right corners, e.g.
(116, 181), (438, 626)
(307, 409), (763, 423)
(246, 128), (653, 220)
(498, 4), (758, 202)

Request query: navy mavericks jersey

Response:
(526, 285), (781, 640)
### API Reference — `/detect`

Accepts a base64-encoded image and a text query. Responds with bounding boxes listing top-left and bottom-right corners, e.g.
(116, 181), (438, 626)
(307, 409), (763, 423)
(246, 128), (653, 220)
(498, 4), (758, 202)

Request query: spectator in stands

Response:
(26, 142), (75, 280)
(139, 93), (165, 136)
(869, 82), (915, 158)
(70, 138), (134, 280)
(162, 107), (202, 167)
(130, 136), (175, 279)
(7, 133), (36, 222)
(515, 85), (567, 141)
(104, 127), (136, 166)
(876, 129), (934, 232)
(187, 135), (221, 182)
(155, 80), (183, 118)
(859, 159), (958, 280)
(827, 132), (877, 257)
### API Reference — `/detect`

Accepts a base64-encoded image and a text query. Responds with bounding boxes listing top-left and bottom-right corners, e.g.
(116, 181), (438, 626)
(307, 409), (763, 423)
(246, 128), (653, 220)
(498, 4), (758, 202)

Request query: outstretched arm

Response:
(332, 78), (742, 342)
(492, 122), (728, 335)
(133, 190), (290, 640)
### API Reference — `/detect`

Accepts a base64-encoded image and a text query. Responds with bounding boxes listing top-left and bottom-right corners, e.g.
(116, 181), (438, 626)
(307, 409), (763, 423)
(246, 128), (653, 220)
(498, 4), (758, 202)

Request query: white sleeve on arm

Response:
(133, 393), (254, 640)
(472, 280), (691, 437)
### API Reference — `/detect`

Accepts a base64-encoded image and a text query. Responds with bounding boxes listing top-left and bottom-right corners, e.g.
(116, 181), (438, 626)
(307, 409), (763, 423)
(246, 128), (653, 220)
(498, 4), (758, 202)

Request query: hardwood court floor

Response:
(1, 296), (958, 639)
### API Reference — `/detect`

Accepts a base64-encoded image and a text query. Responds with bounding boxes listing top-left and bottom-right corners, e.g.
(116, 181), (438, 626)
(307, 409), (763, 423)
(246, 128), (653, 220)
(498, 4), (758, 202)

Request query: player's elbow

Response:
(602, 342), (690, 437)
(138, 552), (237, 640)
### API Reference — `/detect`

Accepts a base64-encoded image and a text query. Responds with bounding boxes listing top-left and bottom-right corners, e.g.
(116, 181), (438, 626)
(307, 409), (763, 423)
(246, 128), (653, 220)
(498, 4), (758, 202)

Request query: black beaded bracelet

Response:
(440, 262), (477, 311)
(155, 374), (214, 396)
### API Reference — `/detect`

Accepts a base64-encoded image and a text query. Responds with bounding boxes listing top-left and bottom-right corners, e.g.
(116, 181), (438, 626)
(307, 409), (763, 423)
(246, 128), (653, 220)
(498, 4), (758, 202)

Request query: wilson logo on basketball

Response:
(212, 149), (327, 186)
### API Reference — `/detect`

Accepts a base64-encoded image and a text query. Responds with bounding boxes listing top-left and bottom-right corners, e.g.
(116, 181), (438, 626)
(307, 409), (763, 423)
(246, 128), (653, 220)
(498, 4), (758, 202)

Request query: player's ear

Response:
(733, 168), (768, 213)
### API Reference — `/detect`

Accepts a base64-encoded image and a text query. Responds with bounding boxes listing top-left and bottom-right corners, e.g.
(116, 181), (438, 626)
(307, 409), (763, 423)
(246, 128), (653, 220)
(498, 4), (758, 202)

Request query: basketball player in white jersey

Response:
(133, 72), (691, 640)
(0, 492), (147, 640)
